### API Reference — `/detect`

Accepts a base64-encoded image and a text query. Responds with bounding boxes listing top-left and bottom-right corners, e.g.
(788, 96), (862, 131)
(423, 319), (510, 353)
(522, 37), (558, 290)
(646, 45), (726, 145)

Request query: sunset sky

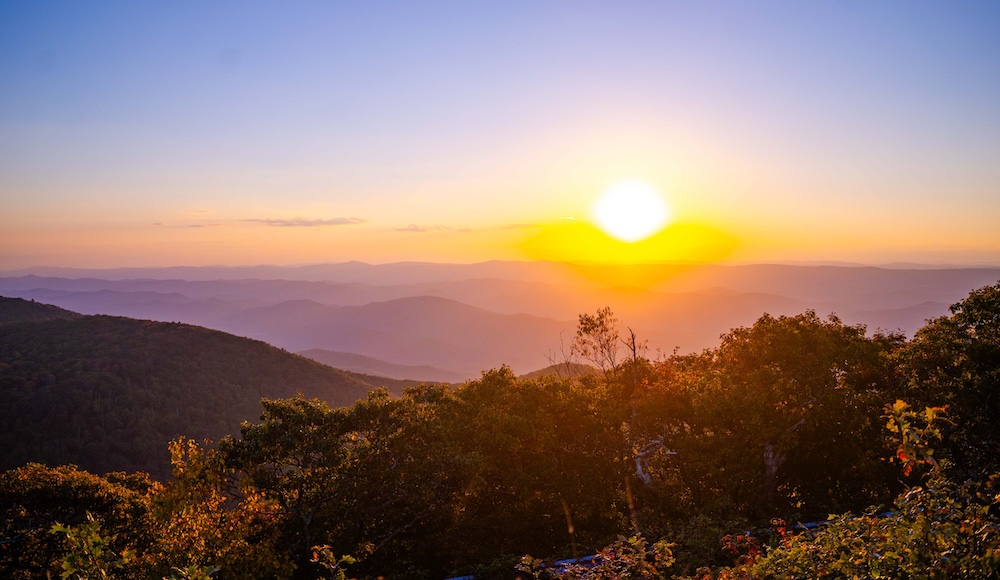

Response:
(2, 1), (999, 269)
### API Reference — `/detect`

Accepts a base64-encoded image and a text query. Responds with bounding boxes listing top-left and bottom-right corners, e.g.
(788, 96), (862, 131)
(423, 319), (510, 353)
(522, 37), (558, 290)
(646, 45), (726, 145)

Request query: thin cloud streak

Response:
(395, 224), (474, 233)
(245, 218), (367, 228)
(396, 224), (448, 233)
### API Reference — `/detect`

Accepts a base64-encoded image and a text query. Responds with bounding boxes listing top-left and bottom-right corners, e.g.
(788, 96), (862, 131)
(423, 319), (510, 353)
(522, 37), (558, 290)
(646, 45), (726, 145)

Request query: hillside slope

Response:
(0, 296), (82, 325)
(0, 302), (414, 477)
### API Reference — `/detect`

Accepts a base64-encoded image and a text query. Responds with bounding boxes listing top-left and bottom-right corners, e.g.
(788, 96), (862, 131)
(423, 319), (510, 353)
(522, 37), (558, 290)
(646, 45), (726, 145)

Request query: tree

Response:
(896, 281), (1000, 479)
(445, 368), (628, 569)
(573, 307), (622, 379)
(0, 464), (156, 579)
(218, 397), (360, 576)
(683, 401), (1000, 580)
(571, 308), (660, 491)
(219, 388), (469, 578)
(149, 437), (290, 579)
(639, 311), (901, 527)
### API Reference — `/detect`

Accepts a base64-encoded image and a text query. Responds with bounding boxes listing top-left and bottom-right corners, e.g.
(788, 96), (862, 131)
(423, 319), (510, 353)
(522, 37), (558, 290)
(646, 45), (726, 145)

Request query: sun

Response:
(592, 180), (672, 243)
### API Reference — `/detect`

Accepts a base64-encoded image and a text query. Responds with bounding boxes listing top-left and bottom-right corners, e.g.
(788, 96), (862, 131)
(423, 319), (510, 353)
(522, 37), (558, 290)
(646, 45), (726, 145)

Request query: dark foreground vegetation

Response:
(2, 282), (999, 578)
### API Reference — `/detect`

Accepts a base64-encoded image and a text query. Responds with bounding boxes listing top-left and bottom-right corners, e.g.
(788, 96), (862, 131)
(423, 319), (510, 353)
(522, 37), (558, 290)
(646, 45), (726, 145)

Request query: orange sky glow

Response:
(2, 3), (998, 270)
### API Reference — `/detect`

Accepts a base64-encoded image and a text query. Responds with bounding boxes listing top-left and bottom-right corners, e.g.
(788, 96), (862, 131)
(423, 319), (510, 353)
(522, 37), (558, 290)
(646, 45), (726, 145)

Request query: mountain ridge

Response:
(0, 298), (417, 478)
(3, 263), (998, 378)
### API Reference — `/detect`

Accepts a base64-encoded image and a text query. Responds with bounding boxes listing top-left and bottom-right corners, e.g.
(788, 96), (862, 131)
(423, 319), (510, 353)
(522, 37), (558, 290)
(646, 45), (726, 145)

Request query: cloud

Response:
(395, 224), (447, 232)
(395, 224), (474, 233)
(245, 217), (366, 228)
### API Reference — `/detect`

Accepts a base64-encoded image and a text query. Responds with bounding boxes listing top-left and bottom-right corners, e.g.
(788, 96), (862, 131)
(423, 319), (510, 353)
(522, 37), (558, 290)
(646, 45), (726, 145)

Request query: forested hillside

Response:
(0, 296), (81, 325)
(0, 299), (416, 477)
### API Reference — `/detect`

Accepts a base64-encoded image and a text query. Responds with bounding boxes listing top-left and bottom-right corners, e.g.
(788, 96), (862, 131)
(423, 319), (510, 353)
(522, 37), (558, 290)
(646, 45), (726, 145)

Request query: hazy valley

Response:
(3, 261), (998, 380)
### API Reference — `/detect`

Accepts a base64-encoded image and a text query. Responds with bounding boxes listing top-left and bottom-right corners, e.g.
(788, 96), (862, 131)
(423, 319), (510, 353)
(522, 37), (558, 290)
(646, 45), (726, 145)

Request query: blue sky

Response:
(2, 1), (999, 267)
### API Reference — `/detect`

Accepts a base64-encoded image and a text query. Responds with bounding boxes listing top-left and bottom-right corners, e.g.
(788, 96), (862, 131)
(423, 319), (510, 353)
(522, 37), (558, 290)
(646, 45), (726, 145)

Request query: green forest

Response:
(1, 283), (999, 579)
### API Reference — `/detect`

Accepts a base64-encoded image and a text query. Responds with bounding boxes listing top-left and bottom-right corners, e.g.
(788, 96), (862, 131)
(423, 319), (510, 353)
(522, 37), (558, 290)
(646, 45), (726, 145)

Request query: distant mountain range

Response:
(0, 297), (416, 478)
(2, 261), (998, 380)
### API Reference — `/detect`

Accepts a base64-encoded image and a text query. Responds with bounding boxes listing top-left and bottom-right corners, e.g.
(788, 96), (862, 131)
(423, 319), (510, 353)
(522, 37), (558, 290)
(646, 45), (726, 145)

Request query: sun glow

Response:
(518, 219), (738, 267)
(592, 180), (672, 243)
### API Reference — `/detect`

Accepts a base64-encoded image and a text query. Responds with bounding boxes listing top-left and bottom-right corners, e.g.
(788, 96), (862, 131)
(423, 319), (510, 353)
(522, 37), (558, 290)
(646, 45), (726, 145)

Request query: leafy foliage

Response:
(520, 534), (676, 579)
(0, 463), (155, 578)
(895, 281), (1000, 480)
(572, 307), (622, 378)
(147, 437), (290, 579)
(2, 281), (999, 578)
(50, 512), (136, 579)
(679, 400), (1000, 580)
(623, 309), (903, 572)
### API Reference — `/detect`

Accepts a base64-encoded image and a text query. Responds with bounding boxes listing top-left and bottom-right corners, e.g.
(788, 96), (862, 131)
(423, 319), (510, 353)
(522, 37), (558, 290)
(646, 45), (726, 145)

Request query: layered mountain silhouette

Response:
(2, 261), (998, 380)
(299, 349), (467, 383)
